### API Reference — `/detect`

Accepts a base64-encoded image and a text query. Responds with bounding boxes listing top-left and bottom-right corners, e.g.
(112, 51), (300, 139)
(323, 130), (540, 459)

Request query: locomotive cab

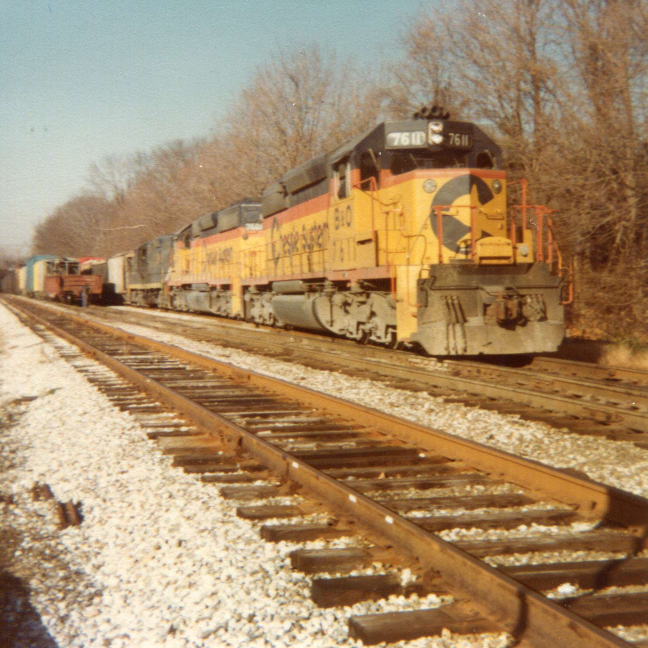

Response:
(356, 114), (564, 355)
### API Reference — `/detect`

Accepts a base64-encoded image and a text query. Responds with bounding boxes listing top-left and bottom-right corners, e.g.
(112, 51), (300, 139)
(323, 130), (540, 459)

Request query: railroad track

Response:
(57, 301), (648, 448)
(5, 296), (648, 647)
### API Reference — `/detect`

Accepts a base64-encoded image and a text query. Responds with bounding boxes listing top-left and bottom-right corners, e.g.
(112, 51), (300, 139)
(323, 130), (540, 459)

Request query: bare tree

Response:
(110, 138), (207, 248)
(32, 193), (114, 256)
(553, 0), (648, 259)
(221, 45), (382, 192)
(382, 15), (461, 120)
(539, 0), (648, 338)
(87, 153), (149, 205)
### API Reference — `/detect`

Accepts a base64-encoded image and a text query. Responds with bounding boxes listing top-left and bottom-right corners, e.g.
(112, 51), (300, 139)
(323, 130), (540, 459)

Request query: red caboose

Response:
(44, 258), (103, 306)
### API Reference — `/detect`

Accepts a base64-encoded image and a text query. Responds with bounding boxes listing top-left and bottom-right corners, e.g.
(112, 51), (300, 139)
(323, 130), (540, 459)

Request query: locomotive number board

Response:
(385, 130), (473, 149)
(385, 130), (427, 147)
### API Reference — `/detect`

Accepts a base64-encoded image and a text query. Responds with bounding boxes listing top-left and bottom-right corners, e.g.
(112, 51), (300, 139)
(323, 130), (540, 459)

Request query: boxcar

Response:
(24, 255), (58, 297)
(0, 268), (19, 294)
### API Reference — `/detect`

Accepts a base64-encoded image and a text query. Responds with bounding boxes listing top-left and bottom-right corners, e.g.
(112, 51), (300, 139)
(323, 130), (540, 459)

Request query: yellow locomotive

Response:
(163, 109), (566, 355)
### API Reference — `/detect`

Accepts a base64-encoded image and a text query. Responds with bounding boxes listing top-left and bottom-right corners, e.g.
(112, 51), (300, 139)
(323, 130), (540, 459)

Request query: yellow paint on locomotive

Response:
(169, 234), (240, 287)
(240, 228), (267, 284)
(346, 169), (521, 342)
(262, 204), (330, 280)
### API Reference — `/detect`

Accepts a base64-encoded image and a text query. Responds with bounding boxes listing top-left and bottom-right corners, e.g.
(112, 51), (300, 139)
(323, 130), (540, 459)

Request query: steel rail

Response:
(439, 362), (648, 408)
(283, 349), (648, 429)
(96, 303), (648, 431)
(5, 298), (645, 648)
(529, 356), (648, 385)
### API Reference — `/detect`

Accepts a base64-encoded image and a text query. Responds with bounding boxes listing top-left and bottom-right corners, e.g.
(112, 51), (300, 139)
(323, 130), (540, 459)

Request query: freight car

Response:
(79, 257), (125, 304)
(0, 267), (19, 294)
(106, 253), (127, 303)
(23, 255), (58, 297)
(147, 110), (566, 355)
(0, 267), (16, 294)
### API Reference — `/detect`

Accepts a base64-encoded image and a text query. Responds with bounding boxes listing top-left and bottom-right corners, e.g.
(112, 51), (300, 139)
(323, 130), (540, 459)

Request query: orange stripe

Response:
(381, 168), (505, 188)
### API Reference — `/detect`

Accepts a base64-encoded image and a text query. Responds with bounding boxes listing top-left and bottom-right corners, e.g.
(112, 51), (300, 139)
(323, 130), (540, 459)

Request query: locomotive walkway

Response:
(4, 296), (648, 647)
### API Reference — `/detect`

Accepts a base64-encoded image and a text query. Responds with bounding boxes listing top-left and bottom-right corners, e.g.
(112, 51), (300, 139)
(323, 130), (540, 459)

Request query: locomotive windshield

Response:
(389, 149), (467, 175)
(378, 118), (501, 174)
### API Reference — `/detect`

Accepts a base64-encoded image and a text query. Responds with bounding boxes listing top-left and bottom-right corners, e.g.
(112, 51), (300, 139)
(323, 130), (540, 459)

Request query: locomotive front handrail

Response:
(508, 179), (529, 235)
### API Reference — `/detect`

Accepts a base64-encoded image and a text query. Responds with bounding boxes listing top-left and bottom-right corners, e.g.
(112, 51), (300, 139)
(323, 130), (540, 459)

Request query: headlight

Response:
(430, 133), (444, 145)
(423, 179), (437, 193)
(492, 179), (503, 194)
(429, 121), (443, 133)
(517, 243), (529, 256)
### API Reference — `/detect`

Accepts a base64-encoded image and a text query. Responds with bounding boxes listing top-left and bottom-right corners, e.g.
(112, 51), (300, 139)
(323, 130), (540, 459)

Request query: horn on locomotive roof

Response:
(413, 104), (450, 120)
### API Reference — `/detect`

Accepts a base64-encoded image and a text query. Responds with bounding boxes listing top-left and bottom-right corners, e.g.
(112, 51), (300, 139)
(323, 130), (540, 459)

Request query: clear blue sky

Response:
(0, 0), (432, 256)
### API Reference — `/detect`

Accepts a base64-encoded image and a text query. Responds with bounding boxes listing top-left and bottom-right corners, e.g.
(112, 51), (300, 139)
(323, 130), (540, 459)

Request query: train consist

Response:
(3, 111), (569, 355)
(3, 255), (103, 305)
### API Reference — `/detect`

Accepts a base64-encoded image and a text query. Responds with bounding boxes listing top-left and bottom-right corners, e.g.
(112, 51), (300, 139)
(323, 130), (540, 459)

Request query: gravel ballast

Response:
(2, 301), (648, 647)
(0, 304), (515, 647)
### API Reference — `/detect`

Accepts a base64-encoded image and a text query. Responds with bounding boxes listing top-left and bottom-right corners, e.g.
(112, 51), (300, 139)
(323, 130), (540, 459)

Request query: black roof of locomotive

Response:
(176, 198), (262, 241)
(261, 118), (502, 217)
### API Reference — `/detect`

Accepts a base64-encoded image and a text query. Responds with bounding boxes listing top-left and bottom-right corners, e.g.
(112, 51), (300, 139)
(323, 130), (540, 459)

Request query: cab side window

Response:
(335, 159), (350, 200)
(475, 151), (494, 169)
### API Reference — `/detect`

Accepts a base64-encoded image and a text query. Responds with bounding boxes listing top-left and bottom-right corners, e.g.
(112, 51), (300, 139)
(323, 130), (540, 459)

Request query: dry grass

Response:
(601, 345), (648, 370)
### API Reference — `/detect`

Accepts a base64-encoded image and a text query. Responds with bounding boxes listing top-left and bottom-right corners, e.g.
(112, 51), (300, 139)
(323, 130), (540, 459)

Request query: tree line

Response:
(27, 0), (648, 341)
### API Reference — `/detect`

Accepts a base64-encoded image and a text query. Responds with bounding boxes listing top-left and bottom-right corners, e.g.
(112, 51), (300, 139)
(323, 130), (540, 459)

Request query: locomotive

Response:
(110, 109), (567, 355)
